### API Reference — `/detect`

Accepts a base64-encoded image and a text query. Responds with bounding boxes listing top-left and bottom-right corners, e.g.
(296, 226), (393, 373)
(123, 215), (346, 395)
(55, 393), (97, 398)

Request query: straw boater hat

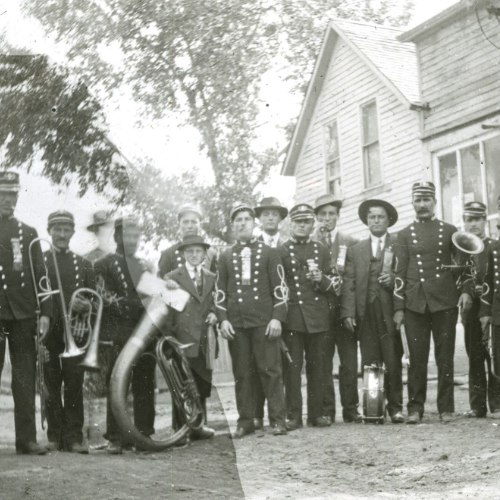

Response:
(254, 197), (288, 219)
(87, 210), (114, 231)
(358, 199), (398, 227)
(177, 235), (211, 252)
(313, 194), (343, 214)
(229, 203), (255, 222)
(47, 210), (75, 229)
(0, 171), (20, 192)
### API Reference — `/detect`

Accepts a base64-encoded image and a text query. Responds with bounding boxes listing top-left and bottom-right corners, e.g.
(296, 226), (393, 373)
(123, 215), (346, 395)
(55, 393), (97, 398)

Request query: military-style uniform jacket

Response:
(158, 242), (217, 279)
(394, 218), (474, 313)
(43, 249), (95, 352)
(277, 238), (334, 334)
(216, 239), (288, 329)
(0, 216), (51, 321)
(480, 239), (500, 325)
(94, 252), (152, 347)
(470, 237), (494, 300)
(340, 234), (396, 335)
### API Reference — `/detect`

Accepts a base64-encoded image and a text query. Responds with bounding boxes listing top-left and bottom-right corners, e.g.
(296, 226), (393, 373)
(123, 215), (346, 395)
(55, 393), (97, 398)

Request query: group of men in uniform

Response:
(2, 167), (500, 454)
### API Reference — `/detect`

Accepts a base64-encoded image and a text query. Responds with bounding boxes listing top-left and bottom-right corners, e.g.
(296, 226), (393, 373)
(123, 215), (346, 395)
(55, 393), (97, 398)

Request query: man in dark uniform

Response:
(278, 204), (335, 430)
(0, 171), (50, 455)
(158, 204), (217, 277)
(253, 197), (288, 430)
(341, 200), (404, 423)
(43, 210), (95, 453)
(461, 201), (500, 418)
(479, 195), (500, 418)
(393, 182), (473, 424)
(217, 204), (288, 438)
(95, 216), (156, 454)
(313, 194), (360, 423)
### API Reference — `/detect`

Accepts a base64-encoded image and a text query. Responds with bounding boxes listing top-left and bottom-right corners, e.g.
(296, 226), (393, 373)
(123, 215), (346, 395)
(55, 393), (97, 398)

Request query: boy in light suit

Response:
(165, 234), (218, 440)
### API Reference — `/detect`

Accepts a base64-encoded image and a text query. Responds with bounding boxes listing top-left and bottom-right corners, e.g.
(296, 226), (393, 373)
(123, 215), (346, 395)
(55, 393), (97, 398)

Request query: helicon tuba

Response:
(109, 297), (204, 451)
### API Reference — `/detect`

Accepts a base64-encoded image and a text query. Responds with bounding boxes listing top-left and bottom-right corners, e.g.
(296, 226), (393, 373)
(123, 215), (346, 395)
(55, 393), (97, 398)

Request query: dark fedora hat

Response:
(87, 210), (114, 231)
(254, 197), (288, 219)
(358, 199), (398, 227)
(178, 234), (211, 252)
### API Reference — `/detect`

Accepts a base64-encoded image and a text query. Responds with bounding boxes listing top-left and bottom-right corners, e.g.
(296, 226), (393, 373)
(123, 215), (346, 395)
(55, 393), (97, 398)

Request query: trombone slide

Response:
(400, 324), (410, 368)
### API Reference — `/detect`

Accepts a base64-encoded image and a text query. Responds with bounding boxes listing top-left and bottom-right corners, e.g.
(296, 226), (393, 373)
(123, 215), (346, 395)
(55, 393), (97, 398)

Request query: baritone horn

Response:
(441, 231), (484, 289)
(69, 288), (105, 372)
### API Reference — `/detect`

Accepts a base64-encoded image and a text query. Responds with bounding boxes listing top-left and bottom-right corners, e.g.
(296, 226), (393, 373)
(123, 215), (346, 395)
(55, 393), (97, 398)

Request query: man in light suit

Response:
(165, 234), (218, 440)
(340, 199), (404, 423)
(313, 194), (359, 423)
(253, 197), (288, 429)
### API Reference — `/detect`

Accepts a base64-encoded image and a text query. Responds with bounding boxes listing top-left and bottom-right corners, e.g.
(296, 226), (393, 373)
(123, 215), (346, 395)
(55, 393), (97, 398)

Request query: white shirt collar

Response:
(263, 232), (279, 247)
(329, 227), (338, 241)
(370, 233), (387, 255)
(185, 262), (201, 278)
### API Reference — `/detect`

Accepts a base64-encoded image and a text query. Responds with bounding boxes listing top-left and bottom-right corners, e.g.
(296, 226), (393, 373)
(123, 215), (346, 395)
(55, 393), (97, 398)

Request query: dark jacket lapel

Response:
(201, 268), (215, 301)
(176, 267), (200, 301)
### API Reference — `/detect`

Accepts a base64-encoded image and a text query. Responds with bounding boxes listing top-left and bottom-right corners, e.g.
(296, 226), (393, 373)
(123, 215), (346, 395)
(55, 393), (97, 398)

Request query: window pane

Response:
(364, 142), (381, 187)
(461, 144), (482, 203)
(484, 135), (500, 214)
(362, 101), (378, 144)
(328, 159), (340, 179)
(329, 178), (341, 197)
(439, 152), (459, 225)
(326, 122), (339, 162)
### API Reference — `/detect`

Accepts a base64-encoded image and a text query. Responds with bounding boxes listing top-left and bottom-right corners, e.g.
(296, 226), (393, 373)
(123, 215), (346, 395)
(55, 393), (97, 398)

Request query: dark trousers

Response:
(405, 307), (458, 416)
(323, 307), (359, 419)
(252, 364), (267, 422)
(105, 344), (156, 443)
(44, 351), (85, 447)
(283, 330), (327, 422)
(360, 299), (403, 416)
(463, 300), (500, 414)
(0, 319), (37, 449)
(228, 326), (285, 430)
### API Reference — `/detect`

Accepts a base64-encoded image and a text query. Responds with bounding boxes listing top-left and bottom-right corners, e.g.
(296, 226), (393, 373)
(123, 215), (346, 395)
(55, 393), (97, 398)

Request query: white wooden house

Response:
(282, 19), (425, 238)
(399, 0), (500, 235)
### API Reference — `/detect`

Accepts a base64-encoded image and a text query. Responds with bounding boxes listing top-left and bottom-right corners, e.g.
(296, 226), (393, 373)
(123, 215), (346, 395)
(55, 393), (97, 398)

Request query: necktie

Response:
(375, 239), (382, 260)
(327, 231), (332, 250)
(194, 267), (203, 295)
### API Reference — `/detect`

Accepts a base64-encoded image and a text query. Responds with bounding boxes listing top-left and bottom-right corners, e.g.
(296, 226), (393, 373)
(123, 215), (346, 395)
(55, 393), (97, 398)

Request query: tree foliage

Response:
(13, 0), (414, 242)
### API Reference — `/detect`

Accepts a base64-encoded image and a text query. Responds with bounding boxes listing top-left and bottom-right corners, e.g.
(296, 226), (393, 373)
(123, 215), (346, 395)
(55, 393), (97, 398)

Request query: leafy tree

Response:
(14, 0), (414, 242)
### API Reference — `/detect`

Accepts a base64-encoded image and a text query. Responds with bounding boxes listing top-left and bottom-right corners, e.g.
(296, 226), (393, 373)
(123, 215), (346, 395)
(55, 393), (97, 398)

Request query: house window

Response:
(325, 120), (341, 196)
(436, 134), (500, 235)
(361, 100), (382, 188)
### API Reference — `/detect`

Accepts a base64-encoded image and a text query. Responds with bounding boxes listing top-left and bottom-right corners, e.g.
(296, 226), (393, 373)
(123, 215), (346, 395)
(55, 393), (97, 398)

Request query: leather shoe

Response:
(343, 411), (362, 423)
(285, 419), (303, 431)
(463, 409), (486, 418)
(106, 441), (123, 455)
(231, 427), (253, 439)
(68, 442), (89, 454)
(391, 412), (405, 424)
(253, 418), (264, 430)
(440, 412), (455, 423)
(406, 412), (420, 424)
(312, 416), (331, 428)
(45, 441), (61, 452)
(16, 442), (48, 455)
(488, 411), (500, 419)
(190, 426), (215, 441)
(272, 425), (287, 436)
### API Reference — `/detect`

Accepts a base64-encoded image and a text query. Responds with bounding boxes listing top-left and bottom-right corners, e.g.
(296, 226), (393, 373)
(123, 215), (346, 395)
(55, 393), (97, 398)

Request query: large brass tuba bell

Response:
(451, 231), (485, 255)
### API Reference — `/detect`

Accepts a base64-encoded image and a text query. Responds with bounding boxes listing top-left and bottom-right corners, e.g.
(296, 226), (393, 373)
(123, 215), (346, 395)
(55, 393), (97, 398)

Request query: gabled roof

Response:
(282, 18), (421, 176)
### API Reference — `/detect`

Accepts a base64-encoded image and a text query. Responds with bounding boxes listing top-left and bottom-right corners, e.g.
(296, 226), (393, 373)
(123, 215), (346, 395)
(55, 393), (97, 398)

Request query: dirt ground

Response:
(2, 377), (500, 500)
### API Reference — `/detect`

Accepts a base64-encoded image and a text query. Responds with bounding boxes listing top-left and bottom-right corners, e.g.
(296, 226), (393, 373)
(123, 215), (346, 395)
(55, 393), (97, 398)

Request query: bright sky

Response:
(0, 0), (460, 253)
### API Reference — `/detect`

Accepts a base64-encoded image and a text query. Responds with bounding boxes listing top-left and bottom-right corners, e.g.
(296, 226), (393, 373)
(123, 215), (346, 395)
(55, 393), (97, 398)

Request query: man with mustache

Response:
(0, 171), (51, 455)
(393, 182), (473, 424)
(43, 210), (95, 454)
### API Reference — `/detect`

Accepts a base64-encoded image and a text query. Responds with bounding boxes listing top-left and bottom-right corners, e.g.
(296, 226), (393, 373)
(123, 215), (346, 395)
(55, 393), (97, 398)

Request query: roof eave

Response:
(398, 0), (486, 42)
